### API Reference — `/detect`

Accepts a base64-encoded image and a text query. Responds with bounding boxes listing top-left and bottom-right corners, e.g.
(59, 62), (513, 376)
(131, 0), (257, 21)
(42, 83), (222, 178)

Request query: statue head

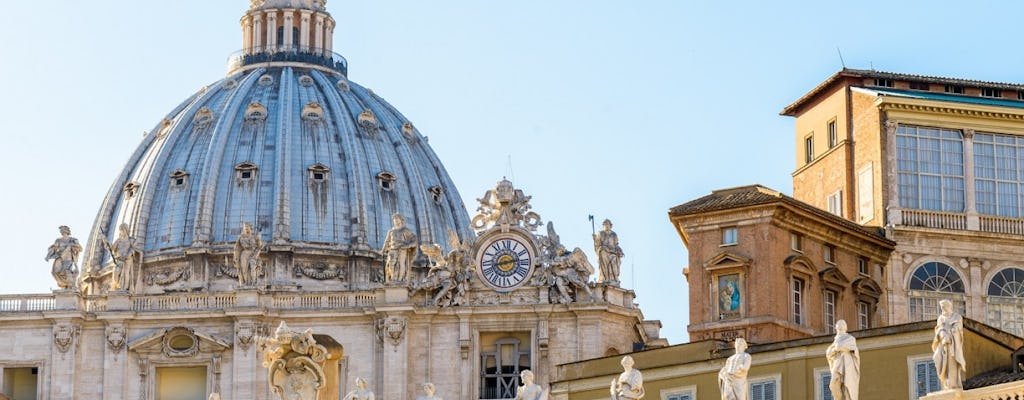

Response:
(620, 355), (635, 370)
(59, 225), (71, 236)
(422, 383), (435, 396)
(735, 338), (748, 353)
(241, 222), (254, 235)
(391, 213), (406, 227)
(835, 319), (848, 335)
(118, 223), (130, 238)
(939, 299), (953, 315)
(520, 370), (534, 384)
(355, 377), (368, 389)
(603, 219), (613, 229)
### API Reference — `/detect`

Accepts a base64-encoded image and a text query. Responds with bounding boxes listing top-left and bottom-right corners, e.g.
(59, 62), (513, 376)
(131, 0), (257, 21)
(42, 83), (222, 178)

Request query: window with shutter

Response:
(667, 393), (693, 400)
(750, 380), (777, 400)
(819, 371), (834, 400)
(914, 360), (940, 398)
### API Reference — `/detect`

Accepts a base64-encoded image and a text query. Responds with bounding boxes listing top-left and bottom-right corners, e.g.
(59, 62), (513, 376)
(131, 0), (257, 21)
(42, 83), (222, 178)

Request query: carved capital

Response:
(962, 128), (975, 140)
(884, 119), (898, 135)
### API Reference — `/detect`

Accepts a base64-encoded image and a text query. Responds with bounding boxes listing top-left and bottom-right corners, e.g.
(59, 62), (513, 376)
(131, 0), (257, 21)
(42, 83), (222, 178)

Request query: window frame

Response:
(824, 289), (837, 333)
(790, 233), (803, 252)
(792, 277), (806, 325)
(660, 385), (697, 400)
(858, 301), (871, 330)
(823, 244), (836, 265)
(907, 354), (941, 399)
(857, 257), (869, 276)
(721, 227), (738, 246)
(804, 134), (815, 163)
(749, 374), (781, 400)
(827, 119), (838, 148)
(814, 367), (834, 400)
(827, 190), (843, 217)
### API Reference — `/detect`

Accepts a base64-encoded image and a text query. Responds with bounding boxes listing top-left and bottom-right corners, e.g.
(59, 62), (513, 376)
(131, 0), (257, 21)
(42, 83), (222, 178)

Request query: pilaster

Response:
(266, 11), (278, 49)
(102, 321), (128, 400)
(314, 14), (325, 54)
(283, 10), (294, 48)
(377, 314), (409, 400)
(49, 320), (82, 399)
(299, 10), (312, 48)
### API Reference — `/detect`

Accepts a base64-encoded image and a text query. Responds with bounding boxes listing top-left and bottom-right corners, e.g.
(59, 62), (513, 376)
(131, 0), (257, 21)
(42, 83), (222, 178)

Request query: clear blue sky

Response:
(2, 0), (1024, 344)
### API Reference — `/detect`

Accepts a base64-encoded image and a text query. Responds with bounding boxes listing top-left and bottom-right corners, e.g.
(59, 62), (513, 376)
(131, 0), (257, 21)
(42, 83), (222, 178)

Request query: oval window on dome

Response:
(298, 75), (314, 87)
(337, 79), (350, 92)
(245, 101), (267, 122)
(302, 102), (324, 122)
(258, 74), (274, 87)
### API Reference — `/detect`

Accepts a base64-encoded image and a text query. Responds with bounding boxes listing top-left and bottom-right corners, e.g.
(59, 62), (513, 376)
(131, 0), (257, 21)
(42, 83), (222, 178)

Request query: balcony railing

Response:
(0, 290), (379, 313)
(227, 46), (348, 75)
(980, 214), (1024, 235)
(900, 209), (967, 230)
(920, 380), (1024, 399)
(0, 295), (55, 312)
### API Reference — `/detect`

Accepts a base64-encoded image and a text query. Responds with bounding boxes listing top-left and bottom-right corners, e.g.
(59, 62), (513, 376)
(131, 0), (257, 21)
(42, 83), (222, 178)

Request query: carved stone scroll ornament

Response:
(53, 323), (80, 353)
(471, 178), (542, 232)
(294, 263), (346, 280)
(376, 315), (407, 347)
(144, 265), (192, 286)
(257, 322), (328, 400)
(106, 324), (127, 353)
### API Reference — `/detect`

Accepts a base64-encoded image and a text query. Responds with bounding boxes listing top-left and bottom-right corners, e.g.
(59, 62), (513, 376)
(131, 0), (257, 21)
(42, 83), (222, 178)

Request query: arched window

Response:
(908, 262), (966, 322)
(987, 267), (1024, 336)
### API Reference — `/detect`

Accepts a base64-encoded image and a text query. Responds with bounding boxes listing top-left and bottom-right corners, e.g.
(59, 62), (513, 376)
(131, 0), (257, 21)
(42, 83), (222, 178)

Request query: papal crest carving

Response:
(53, 324), (80, 353)
(376, 315), (407, 346)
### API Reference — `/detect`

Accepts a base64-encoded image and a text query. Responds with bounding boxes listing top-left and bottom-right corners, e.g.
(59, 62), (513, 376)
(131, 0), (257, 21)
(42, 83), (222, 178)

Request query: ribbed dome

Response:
(80, 65), (473, 291)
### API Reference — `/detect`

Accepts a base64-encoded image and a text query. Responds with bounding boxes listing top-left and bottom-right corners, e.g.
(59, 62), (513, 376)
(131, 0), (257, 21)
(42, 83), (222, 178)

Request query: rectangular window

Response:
(858, 301), (871, 330)
(805, 135), (815, 163)
(824, 245), (836, 264)
(896, 125), (965, 212)
(909, 82), (930, 91)
(913, 359), (941, 399)
(857, 164), (874, 223)
(3, 367), (39, 400)
(818, 370), (835, 400)
(945, 85), (964, 94)
(722, 227), (738, 246)
(751, 378), (779, 400)
(790, 233), (803, 252)
(982, 88), (1003, 98)
(858, 257), (869, 275)
(827, 190), (843, 217)
(1018, 91), (1024, 101)
(793, 278), (805, 325)
(157, 367), (207, 400)
(973, 133), (1024, 217)
(666, 389), (695, 400)
(827, 120), (838, 148)
(873, 78), (894, 88)
(824, 290), (836, 333)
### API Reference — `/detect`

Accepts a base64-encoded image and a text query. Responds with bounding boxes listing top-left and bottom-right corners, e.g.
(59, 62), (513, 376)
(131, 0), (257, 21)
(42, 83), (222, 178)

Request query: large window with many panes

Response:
(908, 262), (966, 322)
(896, 125), (965, 212)
(987, 267), (1024, 336)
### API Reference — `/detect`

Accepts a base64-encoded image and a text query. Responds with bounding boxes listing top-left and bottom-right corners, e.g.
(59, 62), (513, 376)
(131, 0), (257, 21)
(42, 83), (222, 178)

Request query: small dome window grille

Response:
(298, 75), (314, 87)
(258, 74), (274, 87)
(245, 102), (268, 122)
(337, 79), (350, 92)
(302, 102), (324, 122)
(170, 170), (190, 188)
(123, 182), (140, 198)
(377, 171), (397, 191)
(428, 186), (443, 204)
(235, 162), (258, 182)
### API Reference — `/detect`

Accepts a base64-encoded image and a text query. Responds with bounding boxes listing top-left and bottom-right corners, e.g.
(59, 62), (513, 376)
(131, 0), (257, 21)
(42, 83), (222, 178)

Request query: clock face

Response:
(478, 236), (534, 291)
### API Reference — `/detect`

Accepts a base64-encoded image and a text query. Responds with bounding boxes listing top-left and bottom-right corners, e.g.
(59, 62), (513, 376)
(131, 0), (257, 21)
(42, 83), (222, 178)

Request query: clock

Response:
(477, 234), (535, 291)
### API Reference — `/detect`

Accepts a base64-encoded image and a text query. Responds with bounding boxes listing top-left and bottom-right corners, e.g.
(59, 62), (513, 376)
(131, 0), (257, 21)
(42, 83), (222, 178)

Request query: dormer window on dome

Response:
(377, 171), (397, 191)
(170, 170), (190, 188)
(258, 75), (275, 87)
(194, 108), (215, 127)
(299, 75), (314, 87)
(235, 162), (258, 182)
(308, 163), (330, 182)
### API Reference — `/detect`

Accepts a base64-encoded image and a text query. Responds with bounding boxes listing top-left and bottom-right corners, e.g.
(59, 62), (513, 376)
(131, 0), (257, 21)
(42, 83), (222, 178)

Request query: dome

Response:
(79, 2), (473, 293)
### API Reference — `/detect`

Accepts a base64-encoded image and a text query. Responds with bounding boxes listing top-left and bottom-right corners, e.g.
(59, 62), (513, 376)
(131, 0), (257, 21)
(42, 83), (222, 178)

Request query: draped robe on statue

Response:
(826, 332), (860, 400)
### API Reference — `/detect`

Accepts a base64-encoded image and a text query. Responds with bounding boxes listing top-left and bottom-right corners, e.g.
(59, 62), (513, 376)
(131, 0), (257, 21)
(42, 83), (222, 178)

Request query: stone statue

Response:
(45, 225), (82, 290)
(209, 394), (221, 400)
(234, 223), (264, 287)
(418, 231), (473, 307)
(258, 322), (328, 400)
(102, 223), (143, 292)
(593, 219), (623, 285)
(515, 370), (548, 400)
(718, 338), (751, 400)
(610, 355), (644, 400)
(415, 382), (442, 400)
(932, 299), (966, 390)
(342, 377), (375, 400)
(381, 213), (417, 284)
(549, 248), (594, 304)
(826, 320), (860, 400)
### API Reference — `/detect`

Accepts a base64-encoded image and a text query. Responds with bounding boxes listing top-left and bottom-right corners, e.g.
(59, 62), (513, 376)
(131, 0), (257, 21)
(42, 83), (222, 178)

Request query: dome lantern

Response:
(231, 0), (345, 76)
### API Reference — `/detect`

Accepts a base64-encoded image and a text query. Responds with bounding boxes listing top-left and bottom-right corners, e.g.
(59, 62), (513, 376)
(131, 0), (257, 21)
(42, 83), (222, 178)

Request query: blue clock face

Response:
(479, 237), (534, 290)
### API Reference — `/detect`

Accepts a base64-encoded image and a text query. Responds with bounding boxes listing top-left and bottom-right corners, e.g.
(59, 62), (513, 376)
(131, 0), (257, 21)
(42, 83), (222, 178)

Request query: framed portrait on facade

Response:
(717, 273), (743, 319)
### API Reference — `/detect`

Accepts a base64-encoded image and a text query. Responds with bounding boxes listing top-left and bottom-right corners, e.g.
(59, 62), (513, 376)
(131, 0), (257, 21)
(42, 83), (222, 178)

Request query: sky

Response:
(3, 0), (1024, 344)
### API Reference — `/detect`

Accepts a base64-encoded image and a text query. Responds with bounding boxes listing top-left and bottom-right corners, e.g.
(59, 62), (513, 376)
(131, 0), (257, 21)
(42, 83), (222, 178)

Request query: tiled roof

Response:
(669, 184), (893, 244)
(782, 68), (1024, 116)
(965, 367), (1024, 390)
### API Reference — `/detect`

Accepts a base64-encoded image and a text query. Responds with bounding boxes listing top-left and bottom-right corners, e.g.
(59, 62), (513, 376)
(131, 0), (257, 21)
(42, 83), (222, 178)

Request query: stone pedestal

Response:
(382, 286), (409, 303)
(236, 288), (260, 307)
(53, 289), (79, 310)
(107, 292), (131, 311)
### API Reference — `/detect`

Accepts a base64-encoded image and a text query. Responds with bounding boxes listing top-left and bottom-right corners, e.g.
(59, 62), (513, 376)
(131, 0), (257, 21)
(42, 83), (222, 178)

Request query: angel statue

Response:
(417, 230), (473, 307)
(234, 223), (265, 287)
(549, 247), (594, 304)
(45, 225), (82, 290)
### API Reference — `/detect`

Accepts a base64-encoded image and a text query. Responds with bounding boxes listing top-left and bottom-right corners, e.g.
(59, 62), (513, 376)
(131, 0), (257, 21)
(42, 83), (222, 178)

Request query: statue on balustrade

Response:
(593, 219), (623, 285)
(102, 223), (143, 292)
(381, 213), (417, 285)
(718, 338), (751, 400)
(234, 222), (264, 287)
(826, 320), (860, 400)
(415, 383), (442, 400)
(515, 370), (547, 400)
(932, 299), (966, 391)
(343, 377), (375, 400)
(610, 355), (644, 400)
(417, 230), (472, 307)
(45, 225), (82, 290)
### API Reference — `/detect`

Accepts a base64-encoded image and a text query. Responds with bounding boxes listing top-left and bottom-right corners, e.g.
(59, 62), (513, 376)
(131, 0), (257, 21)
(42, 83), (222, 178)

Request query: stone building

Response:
(782, 69), (1024, 334)
(0, 1), (662, 399)
(669, 184), (895, 343)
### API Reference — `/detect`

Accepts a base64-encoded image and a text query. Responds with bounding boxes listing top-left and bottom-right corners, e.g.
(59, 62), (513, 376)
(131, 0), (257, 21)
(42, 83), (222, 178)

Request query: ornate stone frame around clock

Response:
(472, 227), (540, 293)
